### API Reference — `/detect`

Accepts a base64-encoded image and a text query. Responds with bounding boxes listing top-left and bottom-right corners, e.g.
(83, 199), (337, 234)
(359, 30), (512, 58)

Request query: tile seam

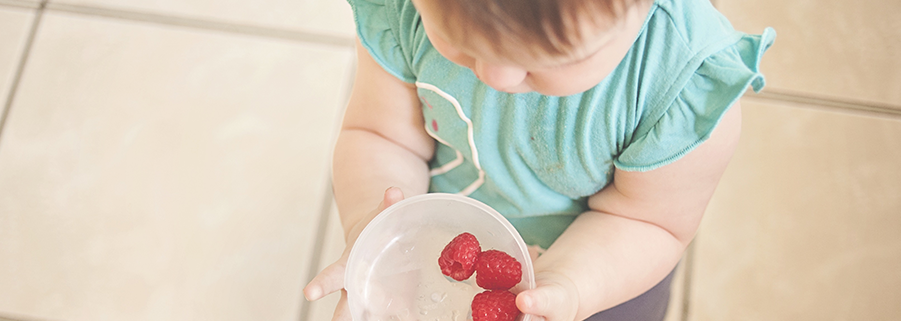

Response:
(0, 0), (44, 150)
(0, 0), (40, 9)
(299, 60), (353, 319)
(0, 310), (57, 321)
(340, 55), (358, 115)
(298, 178), (336, 321)
(680, 240), (695, 321)
(43, 3), (355, 48)
(298, 55), (353, 321)
(747, 89), (901, 119)
(14, 4), (898, 118)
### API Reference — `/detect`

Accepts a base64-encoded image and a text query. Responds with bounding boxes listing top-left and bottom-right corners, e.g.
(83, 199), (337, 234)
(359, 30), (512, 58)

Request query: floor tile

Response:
(0, 0), (42, 9)
(688, 100), (901, 320)
(0, 314), (31, 321)
(0, 7), (33, 111)
(716, 0), (901, 109)
(50, 0), (356, 39)
(307, 201), (345, 321)
(0, 11), (353, 321)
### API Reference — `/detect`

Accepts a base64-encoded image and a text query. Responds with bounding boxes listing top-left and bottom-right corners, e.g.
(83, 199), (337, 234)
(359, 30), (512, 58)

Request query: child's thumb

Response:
(516, 283), (577, 321)
(303, 260), (346, 301)
(380, 186), (405, 209)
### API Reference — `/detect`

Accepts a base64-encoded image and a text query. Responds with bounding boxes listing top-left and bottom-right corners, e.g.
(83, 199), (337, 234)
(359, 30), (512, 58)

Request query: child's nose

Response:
(473, 60), (527, 92)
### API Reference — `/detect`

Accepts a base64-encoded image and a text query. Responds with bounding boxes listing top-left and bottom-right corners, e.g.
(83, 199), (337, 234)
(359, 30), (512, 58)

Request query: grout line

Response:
(297, 54), (355, 317)
(680, 240), (695, 321)
(0, 0), (45, 150)
(341, 54), (358, 114)
(0, 0), (40, 9)
(747, 89), (901, 119)
(9, 3), (898, 120)
(298, 54), (355, 321)
(44, 3), (355, 48)
(298, 178), (336, 321)
(0, 311), (56, 321)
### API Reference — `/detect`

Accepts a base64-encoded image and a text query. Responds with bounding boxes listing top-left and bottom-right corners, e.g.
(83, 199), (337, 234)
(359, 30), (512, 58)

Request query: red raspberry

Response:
(475, 250), (522, 290)
(471, 290), (520, 321)
(438, 232), (481, 281)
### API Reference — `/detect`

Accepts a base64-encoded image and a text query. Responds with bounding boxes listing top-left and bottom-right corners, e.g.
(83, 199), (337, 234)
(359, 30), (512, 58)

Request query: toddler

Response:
(305, 0), (775, 319)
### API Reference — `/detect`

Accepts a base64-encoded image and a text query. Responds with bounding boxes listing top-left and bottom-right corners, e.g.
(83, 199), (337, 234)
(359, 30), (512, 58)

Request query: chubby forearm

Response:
(302, 126), (432, 306)
(534, 210), (686, 320)
(527, 106), (742, 320)
(331, 40), (436, 240)
(331, 128), (432, 239)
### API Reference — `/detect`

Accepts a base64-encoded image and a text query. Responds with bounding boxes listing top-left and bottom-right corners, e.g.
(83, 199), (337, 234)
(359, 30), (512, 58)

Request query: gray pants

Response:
(583, 266), (677, 321)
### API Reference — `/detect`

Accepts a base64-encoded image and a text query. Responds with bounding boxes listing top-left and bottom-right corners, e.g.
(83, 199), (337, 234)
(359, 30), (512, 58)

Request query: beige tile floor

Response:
(1, 0), (899, 321)
(49, 0), (356, 39)
(717, 0), (901, 110)
(0, 6), (33, 107)
(687, 0), (901, 319)
(305, 203), (344, 321)
(0, 1), (354, 320)
(691, 99), (901, 321)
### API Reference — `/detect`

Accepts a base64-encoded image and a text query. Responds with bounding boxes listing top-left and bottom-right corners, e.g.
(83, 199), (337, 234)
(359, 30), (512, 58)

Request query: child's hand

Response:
(302, 187), (406, 321)
(516, 271), (580, 321)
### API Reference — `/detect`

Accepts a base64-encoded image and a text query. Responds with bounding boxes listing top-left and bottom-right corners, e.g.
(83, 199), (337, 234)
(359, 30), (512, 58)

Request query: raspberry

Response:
(475, 250), (522, 290)
(471, 290), (520, 321)
(438, 232), (481, 281)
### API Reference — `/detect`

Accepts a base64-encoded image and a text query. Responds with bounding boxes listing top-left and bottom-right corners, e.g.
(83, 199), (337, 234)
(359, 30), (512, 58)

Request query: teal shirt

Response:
(349, 0), (775, 248)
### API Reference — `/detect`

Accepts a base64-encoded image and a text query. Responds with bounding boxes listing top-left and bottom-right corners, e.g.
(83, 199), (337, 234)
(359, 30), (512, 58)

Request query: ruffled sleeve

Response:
(347, 0), (419, 83)
(614, 28), (776, 172)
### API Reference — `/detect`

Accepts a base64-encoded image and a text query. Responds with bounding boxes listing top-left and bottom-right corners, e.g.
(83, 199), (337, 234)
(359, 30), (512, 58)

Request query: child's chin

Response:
(498, 87), (533, 95)
(496, 82), (592, 97)
(534, 86), (593, 97)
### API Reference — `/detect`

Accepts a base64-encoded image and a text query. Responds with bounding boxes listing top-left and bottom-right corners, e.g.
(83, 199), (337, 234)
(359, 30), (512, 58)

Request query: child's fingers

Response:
(306, 187), (405, 302)
(516, 286), (562, 318)
(516, 275), (578, 321)
(304, 260), (346, 301)
(381, 186), (405, 209)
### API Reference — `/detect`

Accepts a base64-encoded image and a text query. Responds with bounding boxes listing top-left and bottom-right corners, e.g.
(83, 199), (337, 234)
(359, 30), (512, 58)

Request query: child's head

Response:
(413, 0), (652, 96)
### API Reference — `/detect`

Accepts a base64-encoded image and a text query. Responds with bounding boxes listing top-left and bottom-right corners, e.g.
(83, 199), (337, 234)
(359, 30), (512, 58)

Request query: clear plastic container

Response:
(345, 193), (535, 321)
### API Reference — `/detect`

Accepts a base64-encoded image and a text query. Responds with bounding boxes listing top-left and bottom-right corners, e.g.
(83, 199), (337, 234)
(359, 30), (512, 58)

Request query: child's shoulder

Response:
(612, 0), (775, 171)
(346, 0), (425, 83)
(346, 0), (415, 20)
(647, 0), (741, 49)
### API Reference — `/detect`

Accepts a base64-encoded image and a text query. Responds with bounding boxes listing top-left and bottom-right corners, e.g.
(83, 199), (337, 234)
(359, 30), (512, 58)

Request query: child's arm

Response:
(517, 103), (743, 321)
(303, 39), (434, 320)
(329, 39), (434, 236)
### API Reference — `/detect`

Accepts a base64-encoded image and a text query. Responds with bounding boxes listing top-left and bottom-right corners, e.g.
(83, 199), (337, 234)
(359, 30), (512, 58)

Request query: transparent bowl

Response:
(345, 193), (535, 321)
